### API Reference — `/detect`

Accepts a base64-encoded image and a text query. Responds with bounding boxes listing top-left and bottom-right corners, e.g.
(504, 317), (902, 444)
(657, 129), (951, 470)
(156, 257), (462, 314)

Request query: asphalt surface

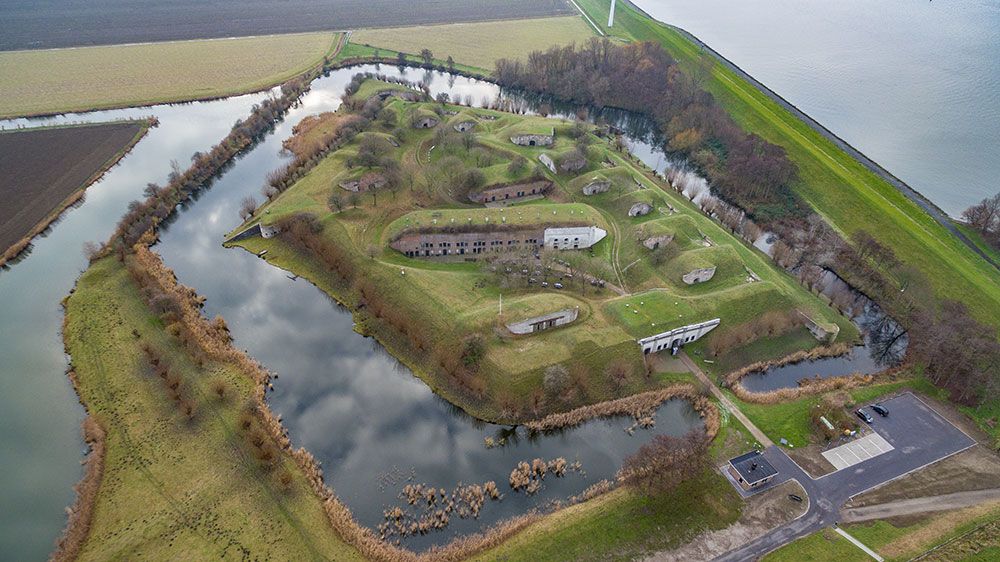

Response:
(842, 488), (1000, 523)
(714, 393), (976, 561)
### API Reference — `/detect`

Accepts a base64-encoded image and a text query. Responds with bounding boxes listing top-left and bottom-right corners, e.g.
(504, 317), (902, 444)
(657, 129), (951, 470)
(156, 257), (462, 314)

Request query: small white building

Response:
(638, 318), (720, 355)
(543, 226), (607, 250)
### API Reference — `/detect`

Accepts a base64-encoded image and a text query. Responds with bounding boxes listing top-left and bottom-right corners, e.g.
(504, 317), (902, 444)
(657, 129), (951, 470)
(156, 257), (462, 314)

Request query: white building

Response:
(638, 318), (720, 355)
(543, 226), (607, 250)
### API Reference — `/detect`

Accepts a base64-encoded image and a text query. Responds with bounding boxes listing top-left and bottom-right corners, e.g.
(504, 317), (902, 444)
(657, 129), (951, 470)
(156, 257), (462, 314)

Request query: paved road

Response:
(714, 393), (975, 561)
(842, 488), (1000, 523)
(681, 354), (774, 448)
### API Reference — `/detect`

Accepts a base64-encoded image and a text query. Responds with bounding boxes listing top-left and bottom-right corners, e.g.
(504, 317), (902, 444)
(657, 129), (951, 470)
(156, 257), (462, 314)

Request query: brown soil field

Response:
(0, 121), (148, 265)
(1, 0), (574, 50)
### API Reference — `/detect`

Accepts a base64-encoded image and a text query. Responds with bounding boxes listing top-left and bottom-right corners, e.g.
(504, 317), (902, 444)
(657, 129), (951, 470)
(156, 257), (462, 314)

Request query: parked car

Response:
(871, 403), (889, 417)
(541, 281), (549, 288)
(553, 282), (564, 289)
(856, 408), (874, 424)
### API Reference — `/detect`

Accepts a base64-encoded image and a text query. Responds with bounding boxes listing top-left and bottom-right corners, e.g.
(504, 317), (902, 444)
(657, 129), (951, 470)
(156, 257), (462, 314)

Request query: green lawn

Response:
(764, 528), (868, 562)
(471, 470), (741, 562)
(576, 0), (1000, 332)
(351, 16), (596, 72)
(732, 377), (946, 447)
(63, 256), (363, 561)
(233, 87), (856, 421)
(0, 32), (340, 118)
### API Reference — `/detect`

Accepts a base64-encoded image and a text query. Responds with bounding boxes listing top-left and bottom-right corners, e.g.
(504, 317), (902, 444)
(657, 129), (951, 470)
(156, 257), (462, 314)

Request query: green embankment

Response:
(63, 256), (362, 561)
(576, 0), (1000, 331)
(470, 471), (741, 562)
(231, 89), (852, 422)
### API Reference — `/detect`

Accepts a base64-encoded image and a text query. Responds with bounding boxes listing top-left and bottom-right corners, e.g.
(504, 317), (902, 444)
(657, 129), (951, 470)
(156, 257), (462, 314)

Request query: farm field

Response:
(575, 0), (1000, 331)
(0, 122), (148, 264)
(0, 33), (339, 118)
(230, 78), (854, 422)
(351, 15), (596, 72)
(0, 0), (575, 50)
(61, 253), (365, 561)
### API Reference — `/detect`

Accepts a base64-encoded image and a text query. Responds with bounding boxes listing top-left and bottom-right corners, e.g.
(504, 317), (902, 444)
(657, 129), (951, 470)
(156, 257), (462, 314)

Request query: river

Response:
(630, 0), (1000, 217)
(0, 65), (702, 558)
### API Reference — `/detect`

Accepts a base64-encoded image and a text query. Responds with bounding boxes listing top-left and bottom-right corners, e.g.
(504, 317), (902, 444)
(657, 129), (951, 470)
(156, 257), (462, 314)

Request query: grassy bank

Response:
(0, 32), (339, 118)
(767, 502), (1000, 562)
(576, 0), (1000, 331)
(62, 255), (364, 560)
(469, 470), (741, 561)
(351, 16), (596, 72)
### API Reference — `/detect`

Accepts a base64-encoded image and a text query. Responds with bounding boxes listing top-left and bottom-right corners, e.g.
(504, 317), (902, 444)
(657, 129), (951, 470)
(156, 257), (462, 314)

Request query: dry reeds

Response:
(731, 372), (875, 404)
(49, 415), (105, 562)
(722, 343), (853, 388)
(524, 384), (719, 440)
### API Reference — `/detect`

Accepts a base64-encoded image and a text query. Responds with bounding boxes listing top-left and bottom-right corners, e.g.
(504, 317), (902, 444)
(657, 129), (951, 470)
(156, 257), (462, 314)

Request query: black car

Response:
(856, 408), (874, 424)
(871, 403), (889, 417)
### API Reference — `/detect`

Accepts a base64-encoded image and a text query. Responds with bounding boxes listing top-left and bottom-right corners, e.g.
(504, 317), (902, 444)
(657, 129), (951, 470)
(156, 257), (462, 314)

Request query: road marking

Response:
(822, 433), (894, 472)
(835, 527), (884, 561)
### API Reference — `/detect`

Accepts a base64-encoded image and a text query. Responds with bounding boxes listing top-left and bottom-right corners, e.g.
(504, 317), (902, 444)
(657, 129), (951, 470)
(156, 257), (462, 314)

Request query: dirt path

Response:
(842, 489), (1000, 523)
(679, 353), (774, 448)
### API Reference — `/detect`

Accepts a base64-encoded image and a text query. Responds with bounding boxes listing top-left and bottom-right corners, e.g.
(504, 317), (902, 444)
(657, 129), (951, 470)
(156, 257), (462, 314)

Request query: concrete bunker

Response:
(628, 202), (653, 217)
(682, 266), (717, 285)
(643, 234), (674, 250)
(506, 308), (579, 335)
(582, 177), (611, 196)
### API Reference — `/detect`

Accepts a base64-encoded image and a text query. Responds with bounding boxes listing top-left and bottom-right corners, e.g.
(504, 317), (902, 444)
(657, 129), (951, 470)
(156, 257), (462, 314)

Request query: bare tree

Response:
(619, 431), (708, 496)
(239, 196), (258, 220)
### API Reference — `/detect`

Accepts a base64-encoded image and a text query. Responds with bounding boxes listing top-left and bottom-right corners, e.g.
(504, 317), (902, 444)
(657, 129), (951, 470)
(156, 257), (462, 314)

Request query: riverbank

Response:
(61, 254), (367, 560)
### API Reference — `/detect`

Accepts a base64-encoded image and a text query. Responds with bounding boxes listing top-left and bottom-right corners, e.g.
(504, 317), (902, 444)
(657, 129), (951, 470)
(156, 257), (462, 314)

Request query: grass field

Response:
(470, 470), (741, 561)
(767, 503), (1000, 562)
(576, 0), (1000, 332)
(0, 32), (339, 118)
(0, 121), (148, 264)
(231, 80), (852, 421)
(62, 255), (363, 560)
(351, 15), (596, 72)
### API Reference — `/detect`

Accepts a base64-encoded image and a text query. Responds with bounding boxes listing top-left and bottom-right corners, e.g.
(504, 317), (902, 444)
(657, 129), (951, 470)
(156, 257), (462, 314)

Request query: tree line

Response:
(494, 38), (804, 224)
(963, 192), (1000, 251)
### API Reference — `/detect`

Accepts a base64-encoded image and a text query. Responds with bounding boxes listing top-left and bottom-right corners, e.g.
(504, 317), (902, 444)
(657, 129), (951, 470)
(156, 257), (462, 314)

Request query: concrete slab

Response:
(822, 433), (894, 471)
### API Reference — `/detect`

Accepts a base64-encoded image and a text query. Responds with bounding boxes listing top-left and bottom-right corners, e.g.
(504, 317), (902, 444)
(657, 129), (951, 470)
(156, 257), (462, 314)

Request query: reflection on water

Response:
(741, 271), (907, 393)
(0, 92), (269, 560)
(0, 64), (709, 553)
(153, 66), (706, 549)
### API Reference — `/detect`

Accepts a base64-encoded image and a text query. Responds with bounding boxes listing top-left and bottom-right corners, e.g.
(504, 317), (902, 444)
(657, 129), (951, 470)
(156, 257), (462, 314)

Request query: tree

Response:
(619, 431), (708, 496)
(420, 48), (434, 66)
(327, 192), (343, 212)
(396, 51), (407, 67)
(446, 55), (455, 73)
(507, 155), (527, 176)
(239, 195), (258, 220)
(461, 335), (486, 370)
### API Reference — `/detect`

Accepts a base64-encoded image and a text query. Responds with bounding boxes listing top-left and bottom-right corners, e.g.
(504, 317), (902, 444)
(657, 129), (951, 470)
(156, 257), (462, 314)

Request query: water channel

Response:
(1, 57), (912, 555)
(0, 65), (705, 558)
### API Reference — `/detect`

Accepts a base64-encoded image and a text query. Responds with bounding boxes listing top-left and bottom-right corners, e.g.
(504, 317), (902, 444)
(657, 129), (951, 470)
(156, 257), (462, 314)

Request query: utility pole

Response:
(608, 0), (616, 28)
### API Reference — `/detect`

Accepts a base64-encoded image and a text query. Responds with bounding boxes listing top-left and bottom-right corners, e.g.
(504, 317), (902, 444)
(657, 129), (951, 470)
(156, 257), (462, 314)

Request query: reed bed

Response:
(524, 384), (719, 439)
(730, 372), (875, 404)
(721, 343), (853, 387)
(49, 414), (105, 562)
